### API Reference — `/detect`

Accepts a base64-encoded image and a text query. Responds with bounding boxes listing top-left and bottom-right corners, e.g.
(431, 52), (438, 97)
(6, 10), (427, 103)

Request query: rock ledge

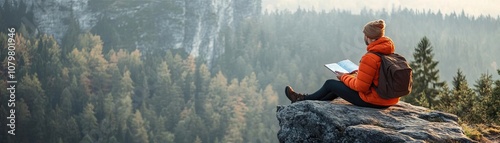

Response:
(276, 99), (474, 143)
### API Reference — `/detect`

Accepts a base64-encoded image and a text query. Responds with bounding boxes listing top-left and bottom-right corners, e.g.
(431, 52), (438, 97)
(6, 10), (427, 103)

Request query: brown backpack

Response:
(370, 52), (413, 99)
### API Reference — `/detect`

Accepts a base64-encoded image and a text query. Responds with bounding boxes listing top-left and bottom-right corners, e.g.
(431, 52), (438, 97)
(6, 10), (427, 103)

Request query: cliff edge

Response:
(276, 99), (474, 143)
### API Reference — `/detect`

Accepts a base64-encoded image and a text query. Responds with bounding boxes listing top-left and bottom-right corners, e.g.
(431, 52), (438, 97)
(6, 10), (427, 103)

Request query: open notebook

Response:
(324, 59), (359, 75)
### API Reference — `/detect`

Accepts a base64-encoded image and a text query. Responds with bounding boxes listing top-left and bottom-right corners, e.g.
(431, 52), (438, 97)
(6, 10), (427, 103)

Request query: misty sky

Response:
(262, 0), (500, 17)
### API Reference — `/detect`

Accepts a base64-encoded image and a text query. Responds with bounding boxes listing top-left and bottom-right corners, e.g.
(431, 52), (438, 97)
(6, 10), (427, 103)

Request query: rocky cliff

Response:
(1, 0), (261, 64)
(276, 99), (474, 143)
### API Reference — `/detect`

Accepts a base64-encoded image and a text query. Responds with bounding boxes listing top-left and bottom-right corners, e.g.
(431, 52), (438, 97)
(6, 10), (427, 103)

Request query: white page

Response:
(337, 59), (359, 73)
(324, 63), (349, 74)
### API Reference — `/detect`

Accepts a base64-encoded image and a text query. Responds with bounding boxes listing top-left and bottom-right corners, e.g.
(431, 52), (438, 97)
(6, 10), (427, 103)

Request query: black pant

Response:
(304, 79), (388, 108)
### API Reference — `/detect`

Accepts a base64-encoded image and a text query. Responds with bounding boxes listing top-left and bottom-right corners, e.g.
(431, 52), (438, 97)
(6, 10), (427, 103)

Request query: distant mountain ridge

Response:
(2, 0), (499, 83)
(0, 0), (261, 65)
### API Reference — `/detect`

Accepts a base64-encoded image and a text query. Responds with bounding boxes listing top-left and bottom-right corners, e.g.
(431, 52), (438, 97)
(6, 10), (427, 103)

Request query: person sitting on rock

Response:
(285, 19), (399, 108)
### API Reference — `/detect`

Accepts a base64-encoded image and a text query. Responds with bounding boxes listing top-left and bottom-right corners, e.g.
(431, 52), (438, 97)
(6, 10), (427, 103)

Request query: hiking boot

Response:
(285, 86), (307, 103)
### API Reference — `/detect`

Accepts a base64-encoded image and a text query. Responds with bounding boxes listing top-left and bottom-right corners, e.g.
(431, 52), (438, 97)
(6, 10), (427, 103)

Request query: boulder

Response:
(276, 99), (474, 143)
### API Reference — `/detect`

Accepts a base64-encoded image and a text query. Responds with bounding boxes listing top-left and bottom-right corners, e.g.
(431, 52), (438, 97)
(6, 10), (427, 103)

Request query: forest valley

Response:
(1, 4), (500, 143)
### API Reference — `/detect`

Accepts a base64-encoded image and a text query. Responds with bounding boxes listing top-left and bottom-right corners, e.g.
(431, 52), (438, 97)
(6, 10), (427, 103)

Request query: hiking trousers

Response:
(304, 79), (388, 108)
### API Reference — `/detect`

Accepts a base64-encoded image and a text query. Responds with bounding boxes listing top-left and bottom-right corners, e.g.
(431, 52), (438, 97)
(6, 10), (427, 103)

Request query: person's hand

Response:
(335, 71), (347, 79)
(350, 70), (358, 74)
(350, 70), (358, 77)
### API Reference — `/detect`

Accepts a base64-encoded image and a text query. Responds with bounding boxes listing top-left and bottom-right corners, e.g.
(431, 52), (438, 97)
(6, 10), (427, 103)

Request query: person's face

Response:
(364, 36), (370, 46)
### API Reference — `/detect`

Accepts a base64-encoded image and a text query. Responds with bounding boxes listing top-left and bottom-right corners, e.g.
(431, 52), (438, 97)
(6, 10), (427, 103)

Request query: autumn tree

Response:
(129, 110), (149, 143)
(240, 73), (266, 142)
(223, 79), (248, 143)
(204, 71), (231, 139)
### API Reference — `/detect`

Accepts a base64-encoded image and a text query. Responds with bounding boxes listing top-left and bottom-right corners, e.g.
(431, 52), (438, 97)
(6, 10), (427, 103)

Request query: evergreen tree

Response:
(473, 73), (494, 122)
(16, 99), (32, 143)
(195, 63), (211, 115)
(114, 70), (134, 141)
(65, 117), (81, 143)
(122, 49), (146, 107)
(435, 83), (453, 112)
(79, 71), (93, 102)
(166, 53), (183, 79)
(182, 55), (197, 101)
(80, 134), (94, 143)
(474, 73), (493, 97)
(17, 74), (47, 141)
(222, 96), (247, 143)
(80, 103), (98, 141)
(47, 107), (64, 142)
(33, 35), (63, 106)
(11, 33), (32, 77)
(87, 36), (110, 95)
(174, 106), (207, 143)
(223, 79), (248, 143)
(415, 91), (429, 108)
(66, 47), (92, 111)
(150, 61), (184, 130)
(450, 70), (476, 123)
(163, 83), (185, 129)
(453, 69), (467, 91)
(0, 106), (12, 142)
(405, 37), (445, 108)
(263, 84), (279, 108)
(17, 24), (30, 39)
(107, 57), (122, 96)
(57, 138), (64, 143)
(486, 70), (500, 123)
(108, 136), (119, 143)
(129, 110), (149, 143)
(59, 88), (73, 116)
(6, 7), (500, 143)
(261, 84), (280, 142)
(90, 16), (121, 53)
(61, 16), (81, 59)
(205, 72), (231, 140)
(435, 70), (465, 112)
(97, 114), (118, 143)
(149, 115), (175, 143)
(241, 73), (264, 142)
(194, 136), (202, 143)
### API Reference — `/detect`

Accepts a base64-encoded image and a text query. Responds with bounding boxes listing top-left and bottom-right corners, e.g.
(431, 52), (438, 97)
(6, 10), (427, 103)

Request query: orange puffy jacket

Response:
(340, 36), (399, 106)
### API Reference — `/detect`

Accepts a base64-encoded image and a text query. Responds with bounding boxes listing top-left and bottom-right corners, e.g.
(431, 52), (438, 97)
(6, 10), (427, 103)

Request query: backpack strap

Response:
(367, 52), (385, 88)
(368, 52), (390, 56)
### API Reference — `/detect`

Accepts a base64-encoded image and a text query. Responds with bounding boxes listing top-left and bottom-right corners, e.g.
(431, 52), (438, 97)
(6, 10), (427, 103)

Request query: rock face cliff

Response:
(1, 0), (261, 64)
(276, 99), (474, 143)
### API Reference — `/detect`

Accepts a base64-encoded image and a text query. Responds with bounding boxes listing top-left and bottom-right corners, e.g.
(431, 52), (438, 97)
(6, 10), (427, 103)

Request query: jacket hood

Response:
(366, 36), (395, 54)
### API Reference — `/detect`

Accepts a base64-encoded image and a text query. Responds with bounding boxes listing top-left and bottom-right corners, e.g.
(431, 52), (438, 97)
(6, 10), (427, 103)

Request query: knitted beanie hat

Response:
(363, 19), (385, 39)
